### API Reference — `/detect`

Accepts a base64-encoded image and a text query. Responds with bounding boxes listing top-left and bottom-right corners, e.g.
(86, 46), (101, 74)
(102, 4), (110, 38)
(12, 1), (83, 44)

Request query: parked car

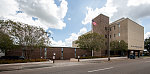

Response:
(129, 55), (135, 59)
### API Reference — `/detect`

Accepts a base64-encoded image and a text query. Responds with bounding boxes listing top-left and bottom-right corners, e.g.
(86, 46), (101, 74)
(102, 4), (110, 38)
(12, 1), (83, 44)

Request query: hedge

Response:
(0, 59), (49, 64)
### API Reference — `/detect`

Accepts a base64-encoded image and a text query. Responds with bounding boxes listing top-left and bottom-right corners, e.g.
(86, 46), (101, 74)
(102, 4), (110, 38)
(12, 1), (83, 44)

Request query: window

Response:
(75, 48), (76, 58)
(119, 33), (120, 36)
(105, 42), (107, 45)
(114, 26), (115, 30)
(105, 27), (107, 31)
(105, 35), (107, 38)
(110, 28), (111, 31)
(114, 34), (116, 37)
(61, 48), (63, 57)
(118, 23), (120, 28)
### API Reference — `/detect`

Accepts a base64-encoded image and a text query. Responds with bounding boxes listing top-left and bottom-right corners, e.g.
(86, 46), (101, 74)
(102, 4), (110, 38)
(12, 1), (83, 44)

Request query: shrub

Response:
(0, 59), (49, 64)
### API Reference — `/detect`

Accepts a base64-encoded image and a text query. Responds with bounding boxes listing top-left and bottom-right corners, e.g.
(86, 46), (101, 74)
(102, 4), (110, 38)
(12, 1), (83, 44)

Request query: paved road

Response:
(1, 58), (150, 74)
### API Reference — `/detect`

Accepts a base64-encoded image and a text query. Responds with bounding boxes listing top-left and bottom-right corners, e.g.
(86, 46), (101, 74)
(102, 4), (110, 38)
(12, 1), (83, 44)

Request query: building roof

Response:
(110, 18), (144, 28)
(110, 18), (126, 25)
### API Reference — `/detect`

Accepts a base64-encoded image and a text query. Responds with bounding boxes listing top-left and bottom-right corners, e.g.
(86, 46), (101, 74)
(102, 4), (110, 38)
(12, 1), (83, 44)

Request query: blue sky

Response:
(49, 0), (106, 41)
(0, 0), (150, 47)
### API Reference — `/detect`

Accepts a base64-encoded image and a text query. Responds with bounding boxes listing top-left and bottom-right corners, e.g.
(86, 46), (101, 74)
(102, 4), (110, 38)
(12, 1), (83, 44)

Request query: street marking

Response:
(88, 67), (114, 72)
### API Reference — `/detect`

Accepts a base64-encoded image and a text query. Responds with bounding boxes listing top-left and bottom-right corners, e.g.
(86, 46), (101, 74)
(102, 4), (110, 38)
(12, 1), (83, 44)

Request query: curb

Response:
(80, 57), (127, 62)
(0, 61), (53, 72)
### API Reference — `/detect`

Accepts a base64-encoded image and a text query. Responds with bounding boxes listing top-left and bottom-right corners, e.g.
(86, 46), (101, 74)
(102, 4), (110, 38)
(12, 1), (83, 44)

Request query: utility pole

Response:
(108, 26), (110, 61)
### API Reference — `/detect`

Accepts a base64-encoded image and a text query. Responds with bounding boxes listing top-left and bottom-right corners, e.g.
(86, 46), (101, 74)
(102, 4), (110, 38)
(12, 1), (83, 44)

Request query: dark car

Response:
(129, 55), (135, 59)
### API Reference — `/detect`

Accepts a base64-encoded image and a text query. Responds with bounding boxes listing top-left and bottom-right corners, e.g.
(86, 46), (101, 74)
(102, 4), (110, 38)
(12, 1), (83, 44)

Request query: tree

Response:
(110, 40), (128, 56)
(0, 31), (15, 53)
(110, 40), (119, 51)
(0, 20), (51, 59)
(145, 37), (150, 52)
(119, 40), (128, 51)
(75, 32), (105, 56)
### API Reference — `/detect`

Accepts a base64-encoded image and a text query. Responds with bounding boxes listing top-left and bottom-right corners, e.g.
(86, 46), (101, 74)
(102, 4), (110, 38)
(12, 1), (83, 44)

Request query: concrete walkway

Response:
(0, 57), (127, 72)
(0, 61), (53, 71)
(80, 57), (127, 62)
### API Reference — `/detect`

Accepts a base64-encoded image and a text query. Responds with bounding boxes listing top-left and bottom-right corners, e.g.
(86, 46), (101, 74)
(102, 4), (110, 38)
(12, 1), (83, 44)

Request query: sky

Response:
(0, 0), (150, 47)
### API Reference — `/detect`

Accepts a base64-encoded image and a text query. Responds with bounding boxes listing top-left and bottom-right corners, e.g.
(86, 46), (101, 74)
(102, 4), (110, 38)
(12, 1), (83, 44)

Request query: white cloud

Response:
(65, 27), (87, 46)
(0, 0), (18, 16)
(111, 0), (150, 22)
(0, 0), (68, 30)
(51, 40), (66, 47)
(127, 0), (150, 6)
(68, 18), (71, 21)
(82, 0), (117, 25)
(82, 0), (150, 24)
(51, 27), (87, 47)
(144, 32), (150, 39)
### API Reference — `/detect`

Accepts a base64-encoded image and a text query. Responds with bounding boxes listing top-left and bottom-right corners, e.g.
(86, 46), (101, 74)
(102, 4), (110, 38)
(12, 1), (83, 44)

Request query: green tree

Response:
(145, 37), (150, 52)
(110, 40), (128, 56)
(110, 40), (119, 51)
(0, 20), (51, 59)
(75, 32), (105, 56)
(0, 31), (15, 53)
(119, 40), (128, 51)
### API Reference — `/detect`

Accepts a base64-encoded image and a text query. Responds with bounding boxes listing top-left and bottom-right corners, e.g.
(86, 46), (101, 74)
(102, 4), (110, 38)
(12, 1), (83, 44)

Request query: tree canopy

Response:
(0, 20), (51, 58)
(0, 31), (14, 52)
(0, 20), (51, 48)
(75, 32), (105, 51)
(145, 37), (150, 52)
(110, 40), (128, 51)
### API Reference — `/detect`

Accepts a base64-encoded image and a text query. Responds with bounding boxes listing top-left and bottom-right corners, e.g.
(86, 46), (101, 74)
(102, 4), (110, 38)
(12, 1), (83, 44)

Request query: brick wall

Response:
(92, 14), (109, 56)
(6, 47), (91, 60)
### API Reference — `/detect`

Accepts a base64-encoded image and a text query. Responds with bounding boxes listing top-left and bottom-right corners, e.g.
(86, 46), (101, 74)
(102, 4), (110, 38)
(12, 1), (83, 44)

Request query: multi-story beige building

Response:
(73, 14), (144, 58)
(110, 17), (144, 57)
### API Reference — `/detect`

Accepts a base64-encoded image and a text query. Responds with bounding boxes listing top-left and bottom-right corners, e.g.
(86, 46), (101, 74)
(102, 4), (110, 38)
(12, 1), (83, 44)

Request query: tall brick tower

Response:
(92, 14), (109, 56)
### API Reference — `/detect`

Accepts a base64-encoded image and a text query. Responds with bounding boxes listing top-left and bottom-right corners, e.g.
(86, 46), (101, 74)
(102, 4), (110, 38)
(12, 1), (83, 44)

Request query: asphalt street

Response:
(1, 58), (150, 74)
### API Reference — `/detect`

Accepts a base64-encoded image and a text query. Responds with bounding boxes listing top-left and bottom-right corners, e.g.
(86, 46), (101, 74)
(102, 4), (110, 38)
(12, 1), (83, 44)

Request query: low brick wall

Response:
(6, 47), (91, 60)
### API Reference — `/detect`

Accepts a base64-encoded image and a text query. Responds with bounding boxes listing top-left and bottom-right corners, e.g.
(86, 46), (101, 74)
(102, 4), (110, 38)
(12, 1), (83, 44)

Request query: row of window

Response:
(105, 23), (120, 31)
(105, 33), (120, 38)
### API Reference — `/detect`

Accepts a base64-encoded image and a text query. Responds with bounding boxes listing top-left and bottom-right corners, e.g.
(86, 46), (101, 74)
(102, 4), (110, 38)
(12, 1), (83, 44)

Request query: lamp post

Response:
(78, 56), (80, 62)
(108, 26), (110, 61)
(53, 53), (56, 63)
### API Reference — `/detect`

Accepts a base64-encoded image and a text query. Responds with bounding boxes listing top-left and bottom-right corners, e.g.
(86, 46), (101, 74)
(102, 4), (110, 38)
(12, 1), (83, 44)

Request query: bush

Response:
(0, 59), (49, 64)
(110, 55), (121, 57)
(28, 59), (48, 62)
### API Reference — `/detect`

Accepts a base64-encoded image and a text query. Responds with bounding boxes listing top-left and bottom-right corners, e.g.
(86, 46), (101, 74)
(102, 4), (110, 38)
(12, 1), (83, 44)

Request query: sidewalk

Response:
(0, 61), (53, 71)
(80, 57), (127, 62)
(0, 57), (127, 72)
(0, 60), (82, 72)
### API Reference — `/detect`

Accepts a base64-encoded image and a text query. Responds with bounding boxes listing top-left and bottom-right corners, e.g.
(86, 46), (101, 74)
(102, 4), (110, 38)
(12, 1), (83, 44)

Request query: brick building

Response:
(6, 47), (91, 60)
(73, 14), (144, 58)
(5, 14), (144, 59)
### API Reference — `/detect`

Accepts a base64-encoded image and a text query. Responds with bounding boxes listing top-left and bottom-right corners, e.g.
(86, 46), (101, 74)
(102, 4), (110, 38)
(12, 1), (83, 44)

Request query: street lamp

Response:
(53, 53), (56, 63)
(78, 56), (80, 62)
